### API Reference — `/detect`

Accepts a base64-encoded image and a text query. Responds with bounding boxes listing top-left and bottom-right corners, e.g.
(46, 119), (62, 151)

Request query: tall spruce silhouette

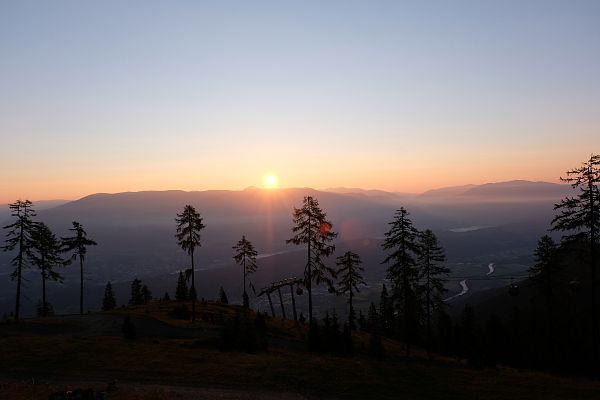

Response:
(29, 222), (64, 316)
(551, 154), (600, 362)
(417, 229), (450, 358)
(129, 278), (143, 305)
(335, 251), (366, 330)
(175, 205), (205, 321)
(61, 221), (97, 315)
(2, 200), (36, 321)
(102, 281), (117, 311)
(529, 235), (561, 313)
(286, 196), (337, 328)
(232, 235), (258, 308)
(528, 235), (561, 357)
(175, 270), (189, 301)
(381, 207), (420, 356)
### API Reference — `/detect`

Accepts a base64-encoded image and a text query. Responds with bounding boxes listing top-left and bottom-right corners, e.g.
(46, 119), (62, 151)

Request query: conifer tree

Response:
(551, 154), (600, 360)
(61, 221), (97, 315)
(379, 284), (394, 336)
(286, 196), (337, 327)
(29, 222), (64, 316)
(529, 234), (563, 356)
(417, 229), (450, 358)
(175, 270), (189, 301)
(367, 302), (379, 332)
(102, 281), (117, 311)
(219, 286), (229, 304)
(142, 284), (152, 304)
(381, 207), (421, 356)
(2, 200), (36, 321)
(232, 235), (258, 308)
(129, 278), (144, 305)
(175, 205), (205, 321)
(529, 235), (561, 304)
(335, 251), (366, 330)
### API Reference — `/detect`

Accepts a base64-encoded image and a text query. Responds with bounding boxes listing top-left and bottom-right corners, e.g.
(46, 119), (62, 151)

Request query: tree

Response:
(102, 281), (117, 311)
(2, 200), (36, 321)
(129, 278), (144, 305)
(142, 285), (152, 304)
(175, 270), (189, 301)
(232, 235), (258, 308)
(29, 222), (64, 316)
(381, 207), (421, 356)
(335, 251), (366, 330)
(175, 205), (205, 322)
(286, 196), (337, 327)
(529, 235), (562, 305)
(61, 221), (97, 315)
(528, 235), (562, 357)
(219, 286), (229, 304)
(379, 284), (395, 336)
(417, 229), (450, 358)
(551, 154), (600, 360)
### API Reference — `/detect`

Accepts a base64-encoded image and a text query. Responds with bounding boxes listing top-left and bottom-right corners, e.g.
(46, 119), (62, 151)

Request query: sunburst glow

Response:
(263, 174), (278, 188)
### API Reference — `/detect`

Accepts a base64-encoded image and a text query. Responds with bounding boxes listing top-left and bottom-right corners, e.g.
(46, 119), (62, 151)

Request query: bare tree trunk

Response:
(79, 255), (84, 315)
(15, 220), (24, 321)
(426, 258), (431, 360)
(42, 263), (47, 317)
(191, 249), (196, 322)
(590, 174), (598, 366)
(308, 213), (313, 328)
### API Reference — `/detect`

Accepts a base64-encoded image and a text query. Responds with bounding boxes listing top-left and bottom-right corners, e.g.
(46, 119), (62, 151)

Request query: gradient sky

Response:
(1, 0), (599, 202)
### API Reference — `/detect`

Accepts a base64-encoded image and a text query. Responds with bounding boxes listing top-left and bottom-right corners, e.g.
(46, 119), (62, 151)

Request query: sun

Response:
(263, 174), (278, 188)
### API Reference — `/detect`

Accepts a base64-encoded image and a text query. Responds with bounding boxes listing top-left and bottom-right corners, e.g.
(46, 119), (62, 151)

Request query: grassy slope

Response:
(1, 301), (599, 400)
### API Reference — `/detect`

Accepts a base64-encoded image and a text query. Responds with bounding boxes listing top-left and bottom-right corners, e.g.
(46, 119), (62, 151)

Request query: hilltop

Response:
(1, 300), (600, 400)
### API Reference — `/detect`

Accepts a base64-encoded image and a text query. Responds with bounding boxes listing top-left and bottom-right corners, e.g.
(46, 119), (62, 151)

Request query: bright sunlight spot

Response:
(263, 174), (278, 188)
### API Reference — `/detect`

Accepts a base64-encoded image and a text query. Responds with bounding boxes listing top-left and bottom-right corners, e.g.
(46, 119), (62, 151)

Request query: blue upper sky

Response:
(1, 1), (599, 201)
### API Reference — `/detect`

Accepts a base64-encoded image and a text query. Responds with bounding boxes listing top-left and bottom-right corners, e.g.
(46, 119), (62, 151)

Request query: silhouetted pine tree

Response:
(358, 309), (367, 331)
(551, 154), (600, 362)
(335, 251), (366, 330)
(175, 270), (188, 301)
(232, 235), (258, 308)
(219, 286), (229, 304)
(175, 205), (205, 321)
(286, 196), (337, 329)
(129, 278), (144, 305)
(530, 236), (562, 315)
(61, 221), (97, 315)
(460, 305), (481, 368)
(142, 285), (152, 304)
(28, 222), (64, 317)
(36, 300), (54, 317)
(379, 284), (394, 336)
(2, 200), (36, 321)
(102, 281), (117, 311)
(417, 229), (450, 358)
(367, 302), (380, 332)
(381, 207), (421, 356)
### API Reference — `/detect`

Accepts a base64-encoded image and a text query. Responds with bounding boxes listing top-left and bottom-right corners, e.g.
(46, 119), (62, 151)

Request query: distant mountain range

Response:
(419, 180), (573, 200)
(0, 180), (577, 316)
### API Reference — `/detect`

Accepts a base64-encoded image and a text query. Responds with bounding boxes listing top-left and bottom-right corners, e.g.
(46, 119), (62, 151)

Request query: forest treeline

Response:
(2, 154), (599, 375)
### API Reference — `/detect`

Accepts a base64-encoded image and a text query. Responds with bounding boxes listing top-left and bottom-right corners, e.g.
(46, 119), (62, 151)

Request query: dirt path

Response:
(0, 314), (215, 338)
(1, 377), (313, 400)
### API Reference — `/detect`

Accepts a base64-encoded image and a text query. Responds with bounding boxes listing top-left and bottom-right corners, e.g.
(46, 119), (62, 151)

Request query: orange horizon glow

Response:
(0, 166), (567, 205)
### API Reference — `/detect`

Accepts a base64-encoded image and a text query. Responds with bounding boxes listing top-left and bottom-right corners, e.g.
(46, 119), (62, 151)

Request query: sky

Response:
(1, 0), (599, 202)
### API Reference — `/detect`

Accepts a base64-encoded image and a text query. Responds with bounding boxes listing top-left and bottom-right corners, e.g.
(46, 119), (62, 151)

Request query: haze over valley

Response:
(0, 180), (573, 317)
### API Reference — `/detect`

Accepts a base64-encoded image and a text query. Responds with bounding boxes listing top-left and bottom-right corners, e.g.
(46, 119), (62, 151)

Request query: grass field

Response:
(1, 301), (599, 399)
